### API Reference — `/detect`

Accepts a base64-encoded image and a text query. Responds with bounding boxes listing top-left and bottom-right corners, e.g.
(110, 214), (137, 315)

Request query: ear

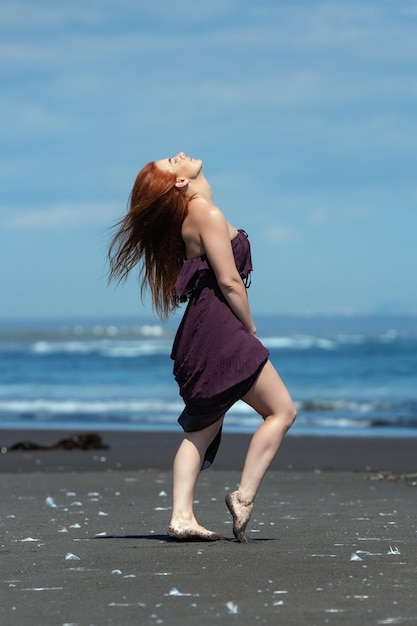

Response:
(175, 178), (189, 190)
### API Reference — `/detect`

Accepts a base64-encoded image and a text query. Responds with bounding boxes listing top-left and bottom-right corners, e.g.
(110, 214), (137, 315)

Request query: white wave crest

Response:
(0, 399), (184, 415)
(30, 339), (172, 357)
(261, 335), (336, 350)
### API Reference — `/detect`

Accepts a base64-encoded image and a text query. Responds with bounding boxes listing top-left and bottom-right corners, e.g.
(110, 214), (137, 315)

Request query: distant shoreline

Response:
(1, 312), (416, 335)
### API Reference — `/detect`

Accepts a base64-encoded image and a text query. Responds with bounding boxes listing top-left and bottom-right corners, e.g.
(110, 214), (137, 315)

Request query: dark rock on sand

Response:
(5, 432), (108, 452)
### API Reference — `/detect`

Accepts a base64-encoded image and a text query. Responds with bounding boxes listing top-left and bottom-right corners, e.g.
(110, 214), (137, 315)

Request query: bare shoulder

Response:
(182, 199), (237, 259)
(187, 198), (224, 224)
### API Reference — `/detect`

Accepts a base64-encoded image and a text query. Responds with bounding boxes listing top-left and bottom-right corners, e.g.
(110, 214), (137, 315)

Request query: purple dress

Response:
(170, 230), (270, 468)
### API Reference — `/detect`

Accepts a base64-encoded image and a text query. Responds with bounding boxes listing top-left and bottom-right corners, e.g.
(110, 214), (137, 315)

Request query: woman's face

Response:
(155, 152), (202, 181)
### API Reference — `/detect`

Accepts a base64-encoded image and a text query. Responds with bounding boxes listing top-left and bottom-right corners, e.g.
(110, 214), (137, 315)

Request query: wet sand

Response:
(1, 429), (416, 625)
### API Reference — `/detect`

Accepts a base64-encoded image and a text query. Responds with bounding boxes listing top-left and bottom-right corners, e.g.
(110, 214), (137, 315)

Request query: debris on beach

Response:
(369, 471), (417, 487)
(21, 586), (64, 592)
(165, 587), (199, 597)
(65, 552), (81, 561)
(3, 433), (109, 453)
(226, 601), (239, 614)
(351, 547), (401, 561)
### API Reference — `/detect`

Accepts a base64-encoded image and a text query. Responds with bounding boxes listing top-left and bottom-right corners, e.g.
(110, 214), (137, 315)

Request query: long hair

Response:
(108, 162), (189, 319)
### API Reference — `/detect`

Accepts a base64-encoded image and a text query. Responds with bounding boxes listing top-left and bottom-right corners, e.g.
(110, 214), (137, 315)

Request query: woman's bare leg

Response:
(169, 417), (224, 540)
(226, 361), (296, 541)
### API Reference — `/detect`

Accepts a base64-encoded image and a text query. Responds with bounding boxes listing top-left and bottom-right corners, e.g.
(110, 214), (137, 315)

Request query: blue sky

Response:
(1, 0), (416, 321)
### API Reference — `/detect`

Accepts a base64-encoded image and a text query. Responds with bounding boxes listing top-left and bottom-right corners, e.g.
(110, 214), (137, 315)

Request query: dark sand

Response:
(1, 429), (416, 625)
(1, 429), (417, 473)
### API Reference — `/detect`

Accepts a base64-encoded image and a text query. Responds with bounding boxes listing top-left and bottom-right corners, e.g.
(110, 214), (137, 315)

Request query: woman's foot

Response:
(167, 524), (225, 542)
(225, 490), (254, 543)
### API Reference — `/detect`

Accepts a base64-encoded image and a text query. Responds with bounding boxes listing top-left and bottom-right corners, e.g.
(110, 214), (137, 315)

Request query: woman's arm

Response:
(192, 203), (256, 335)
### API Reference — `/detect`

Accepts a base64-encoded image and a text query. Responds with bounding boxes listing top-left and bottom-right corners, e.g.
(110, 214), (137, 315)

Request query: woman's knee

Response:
(287, 401), (297, 428)
(271, 400), (296, 431)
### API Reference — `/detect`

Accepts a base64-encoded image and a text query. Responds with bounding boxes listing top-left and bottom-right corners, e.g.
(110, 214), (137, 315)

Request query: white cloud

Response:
(0, 1), (110, 28)
(2, 1), (416, 72)
(4, 202), (121, 229)
(212, 2), (417, 58)
(0, 0), (244, 30)
(263, 225), (299, 244)
(0, 96), (74, 134)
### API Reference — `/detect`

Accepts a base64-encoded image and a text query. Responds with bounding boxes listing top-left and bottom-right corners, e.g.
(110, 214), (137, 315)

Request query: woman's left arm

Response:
(197, 205), (257, 335)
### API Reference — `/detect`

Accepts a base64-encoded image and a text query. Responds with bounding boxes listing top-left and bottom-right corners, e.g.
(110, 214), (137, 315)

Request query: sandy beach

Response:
(1, 429), (416, 625)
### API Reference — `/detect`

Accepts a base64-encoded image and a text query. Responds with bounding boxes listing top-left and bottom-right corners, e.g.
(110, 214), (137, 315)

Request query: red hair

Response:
(108, 162), (189, 318)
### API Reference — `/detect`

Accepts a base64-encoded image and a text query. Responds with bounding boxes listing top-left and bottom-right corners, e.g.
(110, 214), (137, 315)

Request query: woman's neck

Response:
(187, 173), (214, 204)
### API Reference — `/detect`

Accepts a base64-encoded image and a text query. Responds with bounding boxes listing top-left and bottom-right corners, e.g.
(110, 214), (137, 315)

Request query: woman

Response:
(108, 152), (296, 542)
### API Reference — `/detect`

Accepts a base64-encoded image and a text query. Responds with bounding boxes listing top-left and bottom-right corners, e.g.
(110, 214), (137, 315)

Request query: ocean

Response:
(1, 314), (416, 439)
